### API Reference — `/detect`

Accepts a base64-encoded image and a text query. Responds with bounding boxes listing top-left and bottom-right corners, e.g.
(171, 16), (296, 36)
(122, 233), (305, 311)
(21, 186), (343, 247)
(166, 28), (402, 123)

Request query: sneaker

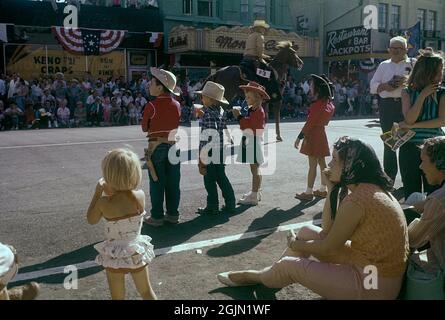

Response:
(295, 192), (314, 201)
(238, 193), (259, 206)
(197, 207), (219, 215)
(144, 216), (164, 227)
(313, 190), (328, 198)
(164, 214), (180, 224)
(8, 282), (40, 300)
(221, 205), (236, 214)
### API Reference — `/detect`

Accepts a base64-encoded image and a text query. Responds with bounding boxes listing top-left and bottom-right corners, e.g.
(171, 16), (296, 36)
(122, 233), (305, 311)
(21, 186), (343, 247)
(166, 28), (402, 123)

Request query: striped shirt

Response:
(404, 86), (445, 144)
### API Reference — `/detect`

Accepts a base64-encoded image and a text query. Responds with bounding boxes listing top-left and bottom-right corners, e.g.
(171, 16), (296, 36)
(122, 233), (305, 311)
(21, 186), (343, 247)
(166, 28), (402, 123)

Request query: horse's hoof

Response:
(276, 136), (283, 142)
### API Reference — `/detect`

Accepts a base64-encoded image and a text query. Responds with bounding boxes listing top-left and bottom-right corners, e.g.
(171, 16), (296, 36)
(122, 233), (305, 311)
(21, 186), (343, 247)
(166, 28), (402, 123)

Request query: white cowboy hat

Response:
(252, 20), (270, 29)
(150, 67), (179, 96)
(195, 81), (229, 105)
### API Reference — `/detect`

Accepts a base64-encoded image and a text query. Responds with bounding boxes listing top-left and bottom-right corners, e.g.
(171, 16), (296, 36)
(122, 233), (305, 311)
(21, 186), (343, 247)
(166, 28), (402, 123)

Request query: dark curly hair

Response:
(421, 136), (445, 171)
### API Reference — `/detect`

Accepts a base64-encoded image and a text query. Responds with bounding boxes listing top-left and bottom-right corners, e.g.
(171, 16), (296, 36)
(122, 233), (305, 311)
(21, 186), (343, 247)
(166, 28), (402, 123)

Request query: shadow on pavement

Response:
(207, 199), (322, 257)
(209, 285), (279, 300)
(13, 244), (102, 285)
(142, 205), (251, 249)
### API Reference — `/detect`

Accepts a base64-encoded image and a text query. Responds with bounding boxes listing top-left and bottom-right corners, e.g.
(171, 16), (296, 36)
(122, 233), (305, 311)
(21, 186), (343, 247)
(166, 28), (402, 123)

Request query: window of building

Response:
(428, 10), (437, 31)
(390, 5), (401, 30)
(378, 3), (388, 31)
(253, 0), (266, 20)
(240, 0), (249, 23)
(198, 0), (213, 17)
(417, 9), (426, 30)
(183, 0), (193, 15)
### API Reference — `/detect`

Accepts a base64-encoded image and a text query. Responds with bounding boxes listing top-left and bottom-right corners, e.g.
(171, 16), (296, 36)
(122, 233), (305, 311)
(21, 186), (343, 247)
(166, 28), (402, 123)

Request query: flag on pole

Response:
(52, 27), (126, 55)
(404, 22), (421, 58)
(148, 32), (163, 48)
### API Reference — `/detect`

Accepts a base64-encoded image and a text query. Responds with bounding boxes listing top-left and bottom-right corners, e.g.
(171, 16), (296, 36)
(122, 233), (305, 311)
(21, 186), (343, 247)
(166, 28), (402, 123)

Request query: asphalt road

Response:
(0, 118), (402, 300)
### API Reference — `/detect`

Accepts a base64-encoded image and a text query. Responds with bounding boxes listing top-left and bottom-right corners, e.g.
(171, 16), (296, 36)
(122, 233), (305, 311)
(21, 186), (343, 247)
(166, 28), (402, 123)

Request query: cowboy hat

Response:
(310, 74), (334, 99)
(251, 20), (270, 29)
(150, 67), (180, 96)
(195, 81), (229, 104)
(239, 81), (270, 101)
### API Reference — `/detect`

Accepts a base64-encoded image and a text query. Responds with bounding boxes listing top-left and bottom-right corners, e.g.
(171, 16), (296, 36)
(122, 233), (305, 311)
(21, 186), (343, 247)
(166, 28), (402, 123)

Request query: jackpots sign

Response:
(326, 26), (372, 58)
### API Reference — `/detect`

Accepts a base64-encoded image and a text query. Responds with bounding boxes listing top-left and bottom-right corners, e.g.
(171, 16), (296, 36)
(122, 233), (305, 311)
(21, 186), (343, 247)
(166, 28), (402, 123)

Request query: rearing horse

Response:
(206, 41), (304, 141)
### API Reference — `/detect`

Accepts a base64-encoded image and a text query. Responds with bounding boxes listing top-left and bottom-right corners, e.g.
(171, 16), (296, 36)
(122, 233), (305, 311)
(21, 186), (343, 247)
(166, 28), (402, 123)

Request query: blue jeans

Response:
(203, 164), (236, 210)
(148, 143), (181, 219)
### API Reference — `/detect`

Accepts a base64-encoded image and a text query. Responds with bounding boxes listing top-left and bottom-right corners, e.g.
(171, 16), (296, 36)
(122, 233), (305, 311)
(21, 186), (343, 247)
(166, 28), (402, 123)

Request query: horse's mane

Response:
(276, 41), (292, 50)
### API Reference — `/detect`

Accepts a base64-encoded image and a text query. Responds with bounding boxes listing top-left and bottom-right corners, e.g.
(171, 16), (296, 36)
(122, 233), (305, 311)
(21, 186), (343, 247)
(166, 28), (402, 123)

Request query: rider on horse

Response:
(242, 20), (270, 71)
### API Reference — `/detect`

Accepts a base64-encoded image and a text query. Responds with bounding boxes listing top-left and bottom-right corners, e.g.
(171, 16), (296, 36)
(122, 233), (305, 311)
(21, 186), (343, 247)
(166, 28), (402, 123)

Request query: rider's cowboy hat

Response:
(239, 81), (270, 101)
(195, 81), (229, 105)
(251, 20), (270, 29)
(150, 67), (180, 96)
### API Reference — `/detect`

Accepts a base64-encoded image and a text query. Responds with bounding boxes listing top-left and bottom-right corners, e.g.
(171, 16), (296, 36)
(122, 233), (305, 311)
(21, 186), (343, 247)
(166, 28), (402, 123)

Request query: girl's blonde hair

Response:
(101, 148), (142, 191)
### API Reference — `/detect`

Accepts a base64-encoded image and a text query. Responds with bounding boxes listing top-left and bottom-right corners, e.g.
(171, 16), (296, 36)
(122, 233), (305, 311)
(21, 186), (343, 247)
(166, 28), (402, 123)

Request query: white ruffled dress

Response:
(94, 211), (155, 270)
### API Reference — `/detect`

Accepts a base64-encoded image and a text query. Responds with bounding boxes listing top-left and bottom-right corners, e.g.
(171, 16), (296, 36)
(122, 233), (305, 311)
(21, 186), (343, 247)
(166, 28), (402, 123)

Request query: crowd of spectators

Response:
(0, 71), (380, 132)
(0, 72), (151, 130)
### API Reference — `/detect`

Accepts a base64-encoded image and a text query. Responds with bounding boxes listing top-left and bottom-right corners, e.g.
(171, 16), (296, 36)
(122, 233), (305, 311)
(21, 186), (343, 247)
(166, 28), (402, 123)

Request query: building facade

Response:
(158, 0), (320, 80)
(289, 0), (444, 86)
(0, 0), (163, 81)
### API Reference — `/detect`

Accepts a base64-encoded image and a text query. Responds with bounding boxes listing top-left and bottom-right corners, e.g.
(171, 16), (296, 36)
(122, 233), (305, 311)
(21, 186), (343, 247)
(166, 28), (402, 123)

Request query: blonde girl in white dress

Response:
(87, 148), (156, 300)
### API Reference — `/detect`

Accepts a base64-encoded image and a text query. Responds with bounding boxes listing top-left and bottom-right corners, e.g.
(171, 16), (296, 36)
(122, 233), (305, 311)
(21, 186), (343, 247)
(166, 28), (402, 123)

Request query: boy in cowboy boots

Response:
(0, 242), (40, 300)
(195, 81), (236, 215)
(142, 67), (181, 227)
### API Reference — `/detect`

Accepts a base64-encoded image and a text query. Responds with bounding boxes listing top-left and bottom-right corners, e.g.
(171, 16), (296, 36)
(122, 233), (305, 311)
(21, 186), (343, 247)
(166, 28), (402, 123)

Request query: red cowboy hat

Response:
(239, 82), (270, 101)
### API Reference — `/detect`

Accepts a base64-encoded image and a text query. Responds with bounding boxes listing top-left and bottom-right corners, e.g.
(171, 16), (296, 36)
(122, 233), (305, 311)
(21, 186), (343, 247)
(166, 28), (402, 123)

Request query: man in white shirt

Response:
(370, 36), (416, 183)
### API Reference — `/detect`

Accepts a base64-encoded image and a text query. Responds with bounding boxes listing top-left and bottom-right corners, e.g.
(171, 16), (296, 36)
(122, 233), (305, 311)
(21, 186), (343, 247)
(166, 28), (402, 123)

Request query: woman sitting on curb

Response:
(406, 136), (445, 272)
(217, 137), (409, 299)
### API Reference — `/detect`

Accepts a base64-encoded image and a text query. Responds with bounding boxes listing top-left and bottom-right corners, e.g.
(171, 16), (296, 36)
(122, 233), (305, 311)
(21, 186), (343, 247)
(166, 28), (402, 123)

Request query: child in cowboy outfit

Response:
(295, 74), (336, 201)
(232, 82), (269, 206)
(195, 81), (236, 215)
(87, 148), (156, 300)
(141, 67), (181, 227)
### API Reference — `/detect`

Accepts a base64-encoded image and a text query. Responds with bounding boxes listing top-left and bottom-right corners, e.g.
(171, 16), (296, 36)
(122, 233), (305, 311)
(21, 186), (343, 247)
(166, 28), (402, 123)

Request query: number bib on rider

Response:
(256, 68), (271, 79)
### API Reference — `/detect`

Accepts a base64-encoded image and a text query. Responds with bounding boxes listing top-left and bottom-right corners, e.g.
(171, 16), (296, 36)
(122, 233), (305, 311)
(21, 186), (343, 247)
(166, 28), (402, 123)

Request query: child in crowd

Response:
(295, 74), (335, 201)
(90, 96), (103, 127)
(232, 82), (268, 206)
(57, 99), (71, 128)
(5, 103), (23, 130)
(128, 102), (139, 125)
(102, 96), (112, 125)
(195, 81), (236, 215)
(0, 242), (40, 300)
(87, 148), (157, 300)
(74, 101), (88, 127)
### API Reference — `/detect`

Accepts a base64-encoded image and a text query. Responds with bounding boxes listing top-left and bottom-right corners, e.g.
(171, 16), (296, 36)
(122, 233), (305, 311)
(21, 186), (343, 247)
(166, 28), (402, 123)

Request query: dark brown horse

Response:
(207, 41), (304, 141)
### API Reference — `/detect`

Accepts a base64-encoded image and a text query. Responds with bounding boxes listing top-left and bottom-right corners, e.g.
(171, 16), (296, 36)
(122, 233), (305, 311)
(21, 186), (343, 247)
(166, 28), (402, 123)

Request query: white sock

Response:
(305, 187), (313, 194)
(318, 185), (327, 192)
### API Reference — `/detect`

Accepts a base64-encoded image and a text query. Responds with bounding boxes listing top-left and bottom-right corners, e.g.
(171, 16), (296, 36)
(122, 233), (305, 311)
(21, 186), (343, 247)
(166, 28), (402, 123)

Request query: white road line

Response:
(0, 138), (148, 150)
(11, 219), (321, 283)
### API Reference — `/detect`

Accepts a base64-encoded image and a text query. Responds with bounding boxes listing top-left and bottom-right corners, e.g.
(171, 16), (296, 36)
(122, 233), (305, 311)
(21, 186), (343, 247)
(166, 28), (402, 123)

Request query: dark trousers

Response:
(203, 164), (236, 210)
(399, 142), (437, 199)
(378, 98), (404, 181)
(149, 144), (181, 219)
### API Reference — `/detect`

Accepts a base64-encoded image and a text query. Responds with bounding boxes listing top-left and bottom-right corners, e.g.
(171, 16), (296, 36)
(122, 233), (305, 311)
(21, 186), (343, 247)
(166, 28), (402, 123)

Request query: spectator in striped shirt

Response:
(399, 48), (445, 199)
